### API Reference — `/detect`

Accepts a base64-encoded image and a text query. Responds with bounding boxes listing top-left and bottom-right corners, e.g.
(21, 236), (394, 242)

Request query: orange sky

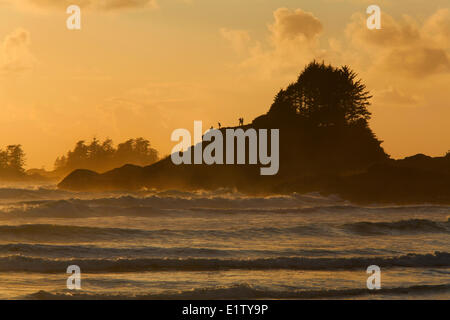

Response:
(0, 0), (449, 169)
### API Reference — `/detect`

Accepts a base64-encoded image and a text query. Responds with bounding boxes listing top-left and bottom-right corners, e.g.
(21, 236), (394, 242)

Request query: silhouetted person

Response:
(218, 122), (221, 129)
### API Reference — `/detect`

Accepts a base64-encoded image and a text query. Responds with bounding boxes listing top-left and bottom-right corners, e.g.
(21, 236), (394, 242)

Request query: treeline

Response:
(54, 137), (159, 175)
(0, 145), (26, 177)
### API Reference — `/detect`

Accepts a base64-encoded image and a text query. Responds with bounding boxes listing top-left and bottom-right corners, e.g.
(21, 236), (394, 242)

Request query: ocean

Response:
(0, 185), (448, 299)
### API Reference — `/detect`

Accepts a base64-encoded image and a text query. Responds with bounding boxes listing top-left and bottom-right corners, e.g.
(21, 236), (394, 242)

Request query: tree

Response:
(54, 155), (66, 170)
(0, 145), (26, 175)
(6, 145), (25, 172)
(54, 137), (159, 174)
(66, 140), (89, 170)
(269, 61), (372, 126)
(0, 149), (8, 169)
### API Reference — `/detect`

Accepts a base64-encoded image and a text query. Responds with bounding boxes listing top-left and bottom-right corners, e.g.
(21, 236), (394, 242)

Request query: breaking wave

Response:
(24, 283), (450, 300)
(0, 252), (448, 273)
(1, 217), (447, 244)
(1, 194), (448, 218)
(344, 218), (450, 235)
(0, 224), (149, 242)
(0, 223), (330, 242)
(0, 243), (393, 259)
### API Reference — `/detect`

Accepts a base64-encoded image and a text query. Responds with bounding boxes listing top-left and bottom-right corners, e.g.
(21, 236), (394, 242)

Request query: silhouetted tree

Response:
(54, 155), (66, 170)
(0, 144), (26, 176)
(55, 137), (159, 174)
(0, 150), (7, 170)
(269, 61), (372, 126)
(6, 145), (26, 172)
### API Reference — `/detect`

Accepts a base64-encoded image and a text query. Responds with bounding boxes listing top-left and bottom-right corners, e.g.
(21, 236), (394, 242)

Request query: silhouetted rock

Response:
(57, 62), (450, 204)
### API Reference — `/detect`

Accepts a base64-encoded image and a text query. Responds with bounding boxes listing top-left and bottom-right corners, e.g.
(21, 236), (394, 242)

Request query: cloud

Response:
(1, 28), (36, 74)
(220, 6), (450, 82)
(221, 8), (324, 79)
(346, 13), (420, 48)
(220, 28), (251, 54)
(269, 8), (323, 43)
(219, 6), (450, 119)
(423, 8), (450, 49)
(10, 0), (158, 11)
(344, 11), (450, 77)
(383, 47), (449, 77)
(374, 86), (419, 106)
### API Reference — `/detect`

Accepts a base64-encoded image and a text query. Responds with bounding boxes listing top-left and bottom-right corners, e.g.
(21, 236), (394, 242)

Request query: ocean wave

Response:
(0, 243), (392, 259)
(0, 187), (133, 202)
(0, 252), (448, 273)
(0, 224), (150, 242)
(0, 217), (446, 244)
(193, 204), (450, 215)
(0, 200), (141, 218)
(23, 283), (450, 300)
(2, 191), (338, 207)
(0, 243), (231, 259)
(0, 223), (331, 242)
(343, 218), (450, 235)
(0, 187), (68, 201)
(0, 197), (339, 218)
(2, 194), (448, 218)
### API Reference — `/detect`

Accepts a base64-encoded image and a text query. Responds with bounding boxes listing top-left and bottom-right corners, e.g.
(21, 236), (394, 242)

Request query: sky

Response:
(0, 0), (449, 169)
